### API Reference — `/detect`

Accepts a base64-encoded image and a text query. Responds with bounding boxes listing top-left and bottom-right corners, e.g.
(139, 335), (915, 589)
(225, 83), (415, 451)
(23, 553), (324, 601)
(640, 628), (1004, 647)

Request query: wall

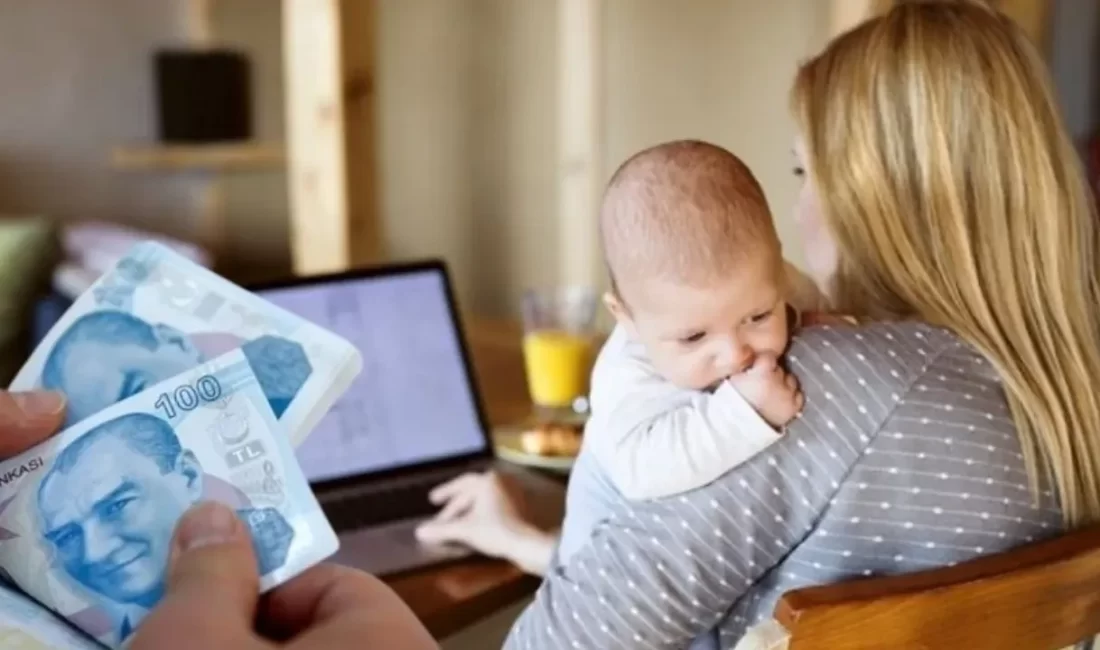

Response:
(602, 0), (828, 272)
(214, 0), (291, 276)
(5, 1), (1093, 318)
(0, 0), (199, 235)
(0, 0), (291, 278)
(1048, 0), (1100, 142)
(377, 0), (829, 317)
(0, 0), (827, 315)
(337, 0), (1100, 317)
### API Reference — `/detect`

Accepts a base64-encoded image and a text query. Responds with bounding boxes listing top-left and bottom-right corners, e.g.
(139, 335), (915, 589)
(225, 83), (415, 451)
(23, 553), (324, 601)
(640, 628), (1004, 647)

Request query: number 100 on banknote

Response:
(11, 242), (363, 447)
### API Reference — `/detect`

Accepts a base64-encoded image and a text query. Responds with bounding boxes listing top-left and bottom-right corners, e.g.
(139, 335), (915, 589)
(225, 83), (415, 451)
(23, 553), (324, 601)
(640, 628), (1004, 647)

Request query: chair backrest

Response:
(774, 526), (1100, 649)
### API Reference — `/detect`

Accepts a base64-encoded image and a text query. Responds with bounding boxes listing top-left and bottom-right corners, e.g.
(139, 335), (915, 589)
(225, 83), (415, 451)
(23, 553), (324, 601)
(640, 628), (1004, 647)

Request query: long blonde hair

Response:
(792, 1), (1100, 527)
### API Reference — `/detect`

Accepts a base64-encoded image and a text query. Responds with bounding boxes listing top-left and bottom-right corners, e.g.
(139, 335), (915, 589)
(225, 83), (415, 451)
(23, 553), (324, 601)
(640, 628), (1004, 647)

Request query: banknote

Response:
(0, 350), (339, 649)
(0, 583), (99, 650)
(11, 241), (363, 446)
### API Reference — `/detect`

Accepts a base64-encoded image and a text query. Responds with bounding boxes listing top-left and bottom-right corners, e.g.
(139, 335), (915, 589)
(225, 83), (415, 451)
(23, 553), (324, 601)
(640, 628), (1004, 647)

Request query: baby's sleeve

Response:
(588, 329), (781, 501)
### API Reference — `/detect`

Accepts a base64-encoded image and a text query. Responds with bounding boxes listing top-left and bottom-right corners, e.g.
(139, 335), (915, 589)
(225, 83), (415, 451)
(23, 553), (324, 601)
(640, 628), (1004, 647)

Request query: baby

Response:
(586, 139), (824, 500)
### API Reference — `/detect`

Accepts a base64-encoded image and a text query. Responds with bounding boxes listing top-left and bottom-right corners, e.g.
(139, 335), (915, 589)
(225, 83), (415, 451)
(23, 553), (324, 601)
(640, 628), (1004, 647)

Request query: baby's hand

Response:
(727, 353), (804, 429)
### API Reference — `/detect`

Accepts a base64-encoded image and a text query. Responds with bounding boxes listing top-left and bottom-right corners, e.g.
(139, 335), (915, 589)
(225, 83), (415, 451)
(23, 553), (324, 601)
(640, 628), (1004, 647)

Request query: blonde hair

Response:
(792, 1), (1100, 527)
(600, 140), (779, 302)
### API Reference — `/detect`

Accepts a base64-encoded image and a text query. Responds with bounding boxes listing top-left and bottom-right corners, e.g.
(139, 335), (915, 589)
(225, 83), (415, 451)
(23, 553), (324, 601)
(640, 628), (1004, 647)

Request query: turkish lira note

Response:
(0, 350), (339, 648)
(11, 241), (363, 446)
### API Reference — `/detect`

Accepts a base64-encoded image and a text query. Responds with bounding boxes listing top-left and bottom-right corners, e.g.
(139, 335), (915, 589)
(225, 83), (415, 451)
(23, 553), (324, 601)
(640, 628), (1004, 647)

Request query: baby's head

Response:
(601, 140), (789, 391)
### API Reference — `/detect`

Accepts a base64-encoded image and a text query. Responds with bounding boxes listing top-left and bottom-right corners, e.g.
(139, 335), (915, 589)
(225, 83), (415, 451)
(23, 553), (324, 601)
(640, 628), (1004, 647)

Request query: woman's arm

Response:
(504, 324), (932, 649)
(415, 471), (559, 576)
(499, 525), (558, 576)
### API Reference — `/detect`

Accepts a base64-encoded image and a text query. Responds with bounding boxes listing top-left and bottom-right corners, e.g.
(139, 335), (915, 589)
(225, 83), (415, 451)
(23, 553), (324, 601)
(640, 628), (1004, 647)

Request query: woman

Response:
(426, 0), (1100, 563)
(790, 0), (1100, 527)
(496, 3), (1100, 648)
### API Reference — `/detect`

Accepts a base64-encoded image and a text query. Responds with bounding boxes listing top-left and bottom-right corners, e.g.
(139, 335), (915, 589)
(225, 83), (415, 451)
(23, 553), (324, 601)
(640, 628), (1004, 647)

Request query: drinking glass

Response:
(520, 286), (598, 419)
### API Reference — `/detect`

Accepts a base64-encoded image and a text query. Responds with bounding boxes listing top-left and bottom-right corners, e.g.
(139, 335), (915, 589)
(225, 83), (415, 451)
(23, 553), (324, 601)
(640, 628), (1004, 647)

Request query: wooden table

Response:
(384, 319), (565, 639)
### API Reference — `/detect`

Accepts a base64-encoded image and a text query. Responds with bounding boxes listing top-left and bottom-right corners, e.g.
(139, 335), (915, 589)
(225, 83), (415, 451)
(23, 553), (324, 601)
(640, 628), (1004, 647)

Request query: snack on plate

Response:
(519, 422), (583, 456)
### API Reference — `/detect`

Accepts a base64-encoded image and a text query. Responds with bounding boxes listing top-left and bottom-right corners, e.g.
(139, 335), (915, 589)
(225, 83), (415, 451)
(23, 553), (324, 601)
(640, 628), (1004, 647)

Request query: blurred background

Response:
(2, 0), (1093, 325)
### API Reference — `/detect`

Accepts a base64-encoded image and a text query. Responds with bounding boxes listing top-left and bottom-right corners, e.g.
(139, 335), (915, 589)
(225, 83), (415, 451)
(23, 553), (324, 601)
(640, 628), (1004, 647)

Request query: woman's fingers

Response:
(414, 517), (471, 547)
(435, 489), (477, 522)
(0, 391), (66, 456)
(428, 472), (485, 504)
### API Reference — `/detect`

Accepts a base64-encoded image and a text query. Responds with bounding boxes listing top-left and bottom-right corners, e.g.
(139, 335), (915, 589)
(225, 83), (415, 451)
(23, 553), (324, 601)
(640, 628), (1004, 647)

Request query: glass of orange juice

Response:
(520, 286), (598, 418)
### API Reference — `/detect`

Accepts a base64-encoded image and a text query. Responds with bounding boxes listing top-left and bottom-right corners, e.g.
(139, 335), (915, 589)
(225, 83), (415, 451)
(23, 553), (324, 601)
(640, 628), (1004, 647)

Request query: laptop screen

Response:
(258, 267), (489, 483)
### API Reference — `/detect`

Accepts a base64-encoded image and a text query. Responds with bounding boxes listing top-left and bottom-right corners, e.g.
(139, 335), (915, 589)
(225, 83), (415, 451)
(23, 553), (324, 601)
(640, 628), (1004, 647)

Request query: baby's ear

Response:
(602, 292), (636, 335)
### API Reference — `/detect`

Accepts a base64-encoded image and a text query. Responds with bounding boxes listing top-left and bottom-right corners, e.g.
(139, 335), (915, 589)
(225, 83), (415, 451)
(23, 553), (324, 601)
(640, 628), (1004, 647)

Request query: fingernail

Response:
(175, 502), (240, 552)
(12, 391), (66, 417)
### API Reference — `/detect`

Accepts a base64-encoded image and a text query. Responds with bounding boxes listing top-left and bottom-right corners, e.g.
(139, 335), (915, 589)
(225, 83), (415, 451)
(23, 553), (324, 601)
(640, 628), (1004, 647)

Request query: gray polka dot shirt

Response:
(503, 321), (1064, 649)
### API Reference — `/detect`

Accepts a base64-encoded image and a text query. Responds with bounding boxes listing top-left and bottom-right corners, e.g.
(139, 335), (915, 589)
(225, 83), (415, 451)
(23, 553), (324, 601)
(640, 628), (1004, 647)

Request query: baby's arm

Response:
(588, 330), (785, 501)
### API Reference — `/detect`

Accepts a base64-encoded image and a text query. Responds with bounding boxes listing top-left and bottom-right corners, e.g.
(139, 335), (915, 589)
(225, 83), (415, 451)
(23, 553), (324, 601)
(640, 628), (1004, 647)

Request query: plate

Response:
(492, 424), (579, 474)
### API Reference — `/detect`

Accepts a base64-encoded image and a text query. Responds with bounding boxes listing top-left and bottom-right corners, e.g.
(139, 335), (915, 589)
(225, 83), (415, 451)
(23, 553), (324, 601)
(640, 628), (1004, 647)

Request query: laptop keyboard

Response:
(320, 468), (471, 532)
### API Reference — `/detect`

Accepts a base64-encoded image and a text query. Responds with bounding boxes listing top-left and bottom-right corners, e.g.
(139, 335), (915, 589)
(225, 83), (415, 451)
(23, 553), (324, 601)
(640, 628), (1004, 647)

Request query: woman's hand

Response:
(0, 390), (67, 456)
(132, 502), (438, 649)
(415, 471), (557, 576)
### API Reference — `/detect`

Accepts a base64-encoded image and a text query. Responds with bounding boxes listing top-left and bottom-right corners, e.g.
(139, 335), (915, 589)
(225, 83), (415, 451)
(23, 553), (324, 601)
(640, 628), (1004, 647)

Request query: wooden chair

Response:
(769, 526), (1100, 649)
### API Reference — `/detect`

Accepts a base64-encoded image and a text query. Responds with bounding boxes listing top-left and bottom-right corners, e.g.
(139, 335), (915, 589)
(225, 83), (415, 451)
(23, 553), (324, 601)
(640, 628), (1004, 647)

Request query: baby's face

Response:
(614, 252), (790, 391)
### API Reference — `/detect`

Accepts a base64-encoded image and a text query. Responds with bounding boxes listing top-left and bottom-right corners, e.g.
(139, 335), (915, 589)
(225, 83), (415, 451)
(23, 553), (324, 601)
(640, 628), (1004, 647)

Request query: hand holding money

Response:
(0, 243), (363, 648)
(0, 352), (338, 648)
(131, 503), (436, 650)
(0, 388), (434, 650)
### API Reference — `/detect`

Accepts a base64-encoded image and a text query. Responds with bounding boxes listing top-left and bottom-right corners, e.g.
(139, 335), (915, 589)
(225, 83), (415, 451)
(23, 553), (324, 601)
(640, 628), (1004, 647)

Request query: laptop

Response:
(249, 260), (497, 575)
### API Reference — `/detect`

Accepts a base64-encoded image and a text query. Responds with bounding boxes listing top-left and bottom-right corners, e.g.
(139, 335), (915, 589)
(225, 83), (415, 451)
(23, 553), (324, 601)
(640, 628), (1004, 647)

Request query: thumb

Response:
(0, 391), (66, 457)
(748, 353), (778, 374)
(131, 502), (262, 649)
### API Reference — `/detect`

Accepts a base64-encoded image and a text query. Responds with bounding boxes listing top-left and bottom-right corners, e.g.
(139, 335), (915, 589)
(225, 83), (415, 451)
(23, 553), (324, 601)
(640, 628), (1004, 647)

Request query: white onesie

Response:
(584, 263), (825, 500)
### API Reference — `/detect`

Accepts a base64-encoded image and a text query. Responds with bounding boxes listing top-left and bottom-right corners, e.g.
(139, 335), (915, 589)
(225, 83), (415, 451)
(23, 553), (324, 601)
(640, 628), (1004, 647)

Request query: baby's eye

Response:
(792, 166), (805, 178)
(749, 310), (773, 324)
(679, 332), (705, 344)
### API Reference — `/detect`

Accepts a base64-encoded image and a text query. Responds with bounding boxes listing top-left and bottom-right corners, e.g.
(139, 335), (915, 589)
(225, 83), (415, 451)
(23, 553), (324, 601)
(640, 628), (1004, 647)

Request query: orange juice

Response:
(522, 329), (594, 407)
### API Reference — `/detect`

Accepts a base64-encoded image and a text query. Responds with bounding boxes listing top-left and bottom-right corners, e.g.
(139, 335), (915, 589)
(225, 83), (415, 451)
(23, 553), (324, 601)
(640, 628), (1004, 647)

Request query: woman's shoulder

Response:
(791, 320), (964, 366)
(788, 320), (991, 405)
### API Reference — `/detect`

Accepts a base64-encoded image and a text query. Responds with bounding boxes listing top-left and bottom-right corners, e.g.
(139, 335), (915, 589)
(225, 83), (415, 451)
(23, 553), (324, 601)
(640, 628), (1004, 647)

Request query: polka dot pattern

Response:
(505, 322), (1062, 650)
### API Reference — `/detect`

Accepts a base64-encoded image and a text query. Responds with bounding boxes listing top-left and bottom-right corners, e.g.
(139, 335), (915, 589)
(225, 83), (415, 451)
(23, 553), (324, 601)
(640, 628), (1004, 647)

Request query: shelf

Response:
(109, 142), (285, 172)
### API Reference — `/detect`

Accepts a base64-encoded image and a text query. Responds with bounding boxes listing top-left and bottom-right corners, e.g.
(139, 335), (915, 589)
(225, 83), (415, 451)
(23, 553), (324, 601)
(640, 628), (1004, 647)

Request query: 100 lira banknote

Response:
(0, 584), (99, 650)
(0, 349), (339, 649)
(11, 242), (363, 446)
